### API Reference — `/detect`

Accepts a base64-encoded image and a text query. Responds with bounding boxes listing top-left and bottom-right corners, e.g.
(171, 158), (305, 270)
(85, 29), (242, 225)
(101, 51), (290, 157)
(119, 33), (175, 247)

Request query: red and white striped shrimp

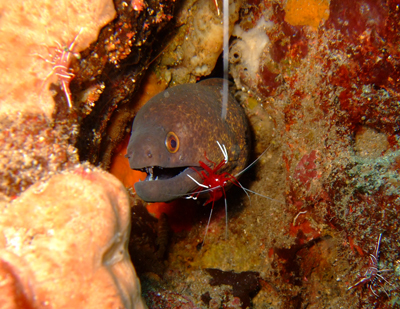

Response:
(348, 233), (393, 297)
(186, 141), (281, 246)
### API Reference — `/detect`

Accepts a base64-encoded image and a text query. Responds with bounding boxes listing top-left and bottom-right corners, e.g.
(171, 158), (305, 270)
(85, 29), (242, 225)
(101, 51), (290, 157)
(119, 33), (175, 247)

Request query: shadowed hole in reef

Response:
(205, 268), (261, 309)
(274, 234), (331, 287)
(72, 0), (181, 168)
(200, 291), (212, 307)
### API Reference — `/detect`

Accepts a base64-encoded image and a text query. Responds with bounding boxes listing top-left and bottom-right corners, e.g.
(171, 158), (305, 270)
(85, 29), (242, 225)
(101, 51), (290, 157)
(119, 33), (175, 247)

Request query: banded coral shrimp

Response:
(35, 28), (83, 110)
(184, 140), (283, 247)
(348, 233), (394, 297)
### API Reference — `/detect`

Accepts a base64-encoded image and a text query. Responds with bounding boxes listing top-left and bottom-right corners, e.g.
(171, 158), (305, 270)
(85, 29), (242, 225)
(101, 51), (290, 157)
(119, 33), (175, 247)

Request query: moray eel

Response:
(126, 78), (250, 202)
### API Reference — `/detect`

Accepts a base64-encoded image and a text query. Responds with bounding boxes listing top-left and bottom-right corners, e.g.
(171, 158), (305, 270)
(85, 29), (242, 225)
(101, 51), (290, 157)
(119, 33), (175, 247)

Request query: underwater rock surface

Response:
(0, 166), (146, 308)
(131, 0), (400, 308)
(0, 0), (399, 308)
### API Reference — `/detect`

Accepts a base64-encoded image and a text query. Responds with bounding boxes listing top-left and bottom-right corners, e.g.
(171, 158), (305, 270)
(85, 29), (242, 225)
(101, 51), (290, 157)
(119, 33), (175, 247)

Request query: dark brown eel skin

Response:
(126, 78), (250, 202)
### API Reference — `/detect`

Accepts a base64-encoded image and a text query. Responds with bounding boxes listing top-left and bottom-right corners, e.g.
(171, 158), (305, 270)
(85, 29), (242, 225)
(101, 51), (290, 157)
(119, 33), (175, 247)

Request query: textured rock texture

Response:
(0, 166), (146, 308)
(0, 0), (116, 118)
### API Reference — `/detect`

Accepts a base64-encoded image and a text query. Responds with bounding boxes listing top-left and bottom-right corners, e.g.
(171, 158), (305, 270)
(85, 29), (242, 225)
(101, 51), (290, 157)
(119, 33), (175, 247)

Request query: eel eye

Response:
(165, 131), (179, 153)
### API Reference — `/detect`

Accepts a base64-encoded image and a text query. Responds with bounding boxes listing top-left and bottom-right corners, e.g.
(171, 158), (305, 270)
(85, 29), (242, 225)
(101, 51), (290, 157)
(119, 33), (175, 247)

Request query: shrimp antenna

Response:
(202, 188), (229, 245)
(187, 174), (208, 189)
(221, 0), (229, 120)
(223, 189), (228, 240)
(202, 204), (214, 245)
(217, 141), (228, 163)
(183, 179), (283, 204)
(240, 186), (284, 203)
(235, 143), (273, 177)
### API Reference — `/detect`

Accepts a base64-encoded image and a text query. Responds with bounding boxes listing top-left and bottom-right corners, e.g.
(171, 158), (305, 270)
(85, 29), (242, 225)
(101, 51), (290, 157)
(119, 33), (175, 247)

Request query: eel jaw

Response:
(140, 166), (187, 182)
(133, 166), (203, 203)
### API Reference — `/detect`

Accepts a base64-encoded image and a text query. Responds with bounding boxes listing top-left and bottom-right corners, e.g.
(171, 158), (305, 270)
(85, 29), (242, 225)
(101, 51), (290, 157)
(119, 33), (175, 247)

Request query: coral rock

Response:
(0, 0), (116, 118)
(0, 166), (146, 309)
(284, 0), (330, 28)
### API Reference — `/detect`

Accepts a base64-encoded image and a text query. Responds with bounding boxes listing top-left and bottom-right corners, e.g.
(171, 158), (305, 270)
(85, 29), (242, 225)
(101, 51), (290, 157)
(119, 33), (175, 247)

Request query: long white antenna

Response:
(216, 140), (228, 163)
(221, 0), (229, 120)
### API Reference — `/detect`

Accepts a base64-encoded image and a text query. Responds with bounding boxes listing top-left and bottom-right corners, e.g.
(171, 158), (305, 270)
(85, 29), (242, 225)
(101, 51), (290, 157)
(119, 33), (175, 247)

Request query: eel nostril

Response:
(146, 151), (152, 158)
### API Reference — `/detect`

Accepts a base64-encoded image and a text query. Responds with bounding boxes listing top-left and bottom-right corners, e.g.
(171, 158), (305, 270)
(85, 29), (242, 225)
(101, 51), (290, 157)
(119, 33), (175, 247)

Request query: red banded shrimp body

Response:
(186, 141), (280, 246)
(36, 28), (83, 109)
(348, 233), (393, 297)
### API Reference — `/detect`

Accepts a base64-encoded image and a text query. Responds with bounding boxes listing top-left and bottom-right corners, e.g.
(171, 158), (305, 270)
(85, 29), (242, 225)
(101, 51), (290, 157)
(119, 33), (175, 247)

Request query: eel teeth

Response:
(148, 167), (154, 181)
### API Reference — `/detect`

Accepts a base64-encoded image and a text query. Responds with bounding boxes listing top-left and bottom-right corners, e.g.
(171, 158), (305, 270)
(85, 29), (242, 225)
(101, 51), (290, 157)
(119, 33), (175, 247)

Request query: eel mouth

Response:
(133, 165), (203, 202)
(138, 166), (193, 182)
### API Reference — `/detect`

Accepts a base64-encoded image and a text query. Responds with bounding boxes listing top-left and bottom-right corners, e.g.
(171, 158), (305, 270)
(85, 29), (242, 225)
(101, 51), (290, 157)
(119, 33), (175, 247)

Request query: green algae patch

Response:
(194, 238), (265, 273)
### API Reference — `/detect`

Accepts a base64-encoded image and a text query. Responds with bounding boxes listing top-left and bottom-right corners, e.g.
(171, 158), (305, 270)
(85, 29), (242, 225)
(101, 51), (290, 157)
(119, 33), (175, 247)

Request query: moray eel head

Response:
(126, 78), (250, 203)
(127, 129), (202, 202)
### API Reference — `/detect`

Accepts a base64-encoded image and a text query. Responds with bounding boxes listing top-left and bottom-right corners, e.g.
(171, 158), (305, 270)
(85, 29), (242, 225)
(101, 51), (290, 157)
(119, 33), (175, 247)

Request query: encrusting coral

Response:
(0, 0), (149, 307)
(0, 166), (146, 308)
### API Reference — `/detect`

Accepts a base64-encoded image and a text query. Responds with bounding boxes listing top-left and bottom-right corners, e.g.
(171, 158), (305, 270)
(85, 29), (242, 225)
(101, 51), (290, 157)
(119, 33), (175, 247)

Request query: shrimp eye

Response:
(165, 132), (179, 153)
